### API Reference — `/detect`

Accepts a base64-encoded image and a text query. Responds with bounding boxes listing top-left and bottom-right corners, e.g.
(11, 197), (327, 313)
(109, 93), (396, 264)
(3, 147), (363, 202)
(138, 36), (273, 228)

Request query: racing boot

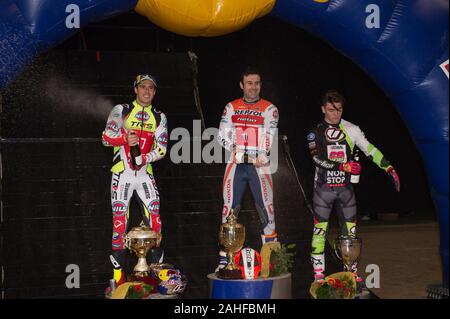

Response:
(311, 253), (326, 282)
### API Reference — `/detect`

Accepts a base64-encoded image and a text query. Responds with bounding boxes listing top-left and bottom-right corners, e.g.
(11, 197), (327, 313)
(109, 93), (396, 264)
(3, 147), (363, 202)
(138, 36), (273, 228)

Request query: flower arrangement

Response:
(310, 272), (356, 299)
(125, 283), (155, 299)
(269, 243), (296, 277)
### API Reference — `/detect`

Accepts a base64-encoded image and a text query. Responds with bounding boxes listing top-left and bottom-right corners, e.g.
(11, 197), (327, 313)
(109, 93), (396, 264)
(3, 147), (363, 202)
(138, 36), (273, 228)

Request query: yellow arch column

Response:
(135, 0), (276, 37)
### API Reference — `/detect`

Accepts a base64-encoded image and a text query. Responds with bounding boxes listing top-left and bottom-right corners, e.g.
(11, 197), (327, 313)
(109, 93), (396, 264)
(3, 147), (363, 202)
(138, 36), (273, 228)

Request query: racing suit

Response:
(308, 118), (396, 280)
(218, 98), (279, 244)
(102, 100), (168, 283)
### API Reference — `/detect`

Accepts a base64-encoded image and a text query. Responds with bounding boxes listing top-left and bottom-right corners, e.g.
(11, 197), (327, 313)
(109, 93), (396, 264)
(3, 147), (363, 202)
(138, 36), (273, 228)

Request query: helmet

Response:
(133, 74), (158, 88)
(234, 247), (262, 279)
(157, 268), (187, 295)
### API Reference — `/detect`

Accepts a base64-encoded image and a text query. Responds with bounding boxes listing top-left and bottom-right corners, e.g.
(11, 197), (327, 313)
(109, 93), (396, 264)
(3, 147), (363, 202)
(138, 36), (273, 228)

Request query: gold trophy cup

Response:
(124, 224), (158, 278)
(218, 209), (246, 279)
(334, 235), (362, 272)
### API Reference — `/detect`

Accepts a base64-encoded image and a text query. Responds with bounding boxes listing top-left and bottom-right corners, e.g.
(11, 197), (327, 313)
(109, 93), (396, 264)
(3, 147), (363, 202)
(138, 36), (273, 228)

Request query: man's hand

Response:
(340, 161), (361, 174)
(255, 154), (269, 168)
(126, 130), (139, 147)
(386, 166), (400, 192)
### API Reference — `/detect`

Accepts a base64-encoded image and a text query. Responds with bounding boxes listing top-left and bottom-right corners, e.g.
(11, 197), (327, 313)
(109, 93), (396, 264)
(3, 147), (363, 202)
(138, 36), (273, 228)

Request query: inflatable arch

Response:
(0, 0), (448, 286)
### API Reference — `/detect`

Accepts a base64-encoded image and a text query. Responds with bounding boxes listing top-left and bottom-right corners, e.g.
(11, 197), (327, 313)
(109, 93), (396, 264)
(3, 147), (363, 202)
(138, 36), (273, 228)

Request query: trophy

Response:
(218, 209), (246, 279)
(334, 235), (362, 272)
(124, 224), (158, 278)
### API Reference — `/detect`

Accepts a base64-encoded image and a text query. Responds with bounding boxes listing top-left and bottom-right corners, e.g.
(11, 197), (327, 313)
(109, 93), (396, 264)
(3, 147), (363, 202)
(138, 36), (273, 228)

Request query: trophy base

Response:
(217, 268), (242, 280)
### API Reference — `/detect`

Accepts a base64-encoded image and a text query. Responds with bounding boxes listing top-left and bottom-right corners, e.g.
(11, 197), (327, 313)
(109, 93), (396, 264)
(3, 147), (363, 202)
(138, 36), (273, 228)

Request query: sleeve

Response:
(217, 103), (234, 151)
(145, 112), (168, 163)
(307, 129), (341, 171)
(353, 126), (392, 171)
(102, 105), (127, 147)
(261, 104), (279, 155)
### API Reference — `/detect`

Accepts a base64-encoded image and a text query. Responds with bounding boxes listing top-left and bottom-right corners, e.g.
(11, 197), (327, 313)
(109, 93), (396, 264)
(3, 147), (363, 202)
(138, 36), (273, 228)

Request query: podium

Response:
(207, 273), (292, 299)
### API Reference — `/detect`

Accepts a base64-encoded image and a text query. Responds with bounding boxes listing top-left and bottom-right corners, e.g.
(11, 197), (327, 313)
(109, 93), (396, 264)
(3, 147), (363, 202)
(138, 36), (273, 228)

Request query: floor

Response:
(328, 220), (443, 299)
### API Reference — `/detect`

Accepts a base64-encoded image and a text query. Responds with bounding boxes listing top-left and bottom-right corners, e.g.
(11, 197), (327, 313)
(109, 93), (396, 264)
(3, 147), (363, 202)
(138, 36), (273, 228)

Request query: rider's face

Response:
(134, 80), (156, 106)
(322, 102), (343, 125)
(240, 74), (261, 102)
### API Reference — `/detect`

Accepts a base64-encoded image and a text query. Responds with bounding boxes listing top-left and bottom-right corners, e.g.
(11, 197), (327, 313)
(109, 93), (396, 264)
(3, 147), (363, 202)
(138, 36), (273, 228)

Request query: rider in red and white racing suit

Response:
(216, 68), (279, 271)
(102, 74), (168, 286)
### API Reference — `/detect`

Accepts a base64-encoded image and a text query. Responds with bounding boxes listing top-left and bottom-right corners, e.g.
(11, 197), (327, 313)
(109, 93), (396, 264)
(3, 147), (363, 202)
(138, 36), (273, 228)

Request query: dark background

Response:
(56, 10), (434, 218)
(0, 11), (436, 298)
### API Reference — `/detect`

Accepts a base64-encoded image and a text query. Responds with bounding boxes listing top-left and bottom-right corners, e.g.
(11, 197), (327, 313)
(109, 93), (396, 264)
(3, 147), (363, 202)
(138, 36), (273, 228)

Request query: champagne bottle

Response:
(350, 149), (360, 184)
(129, 131), (142, 167)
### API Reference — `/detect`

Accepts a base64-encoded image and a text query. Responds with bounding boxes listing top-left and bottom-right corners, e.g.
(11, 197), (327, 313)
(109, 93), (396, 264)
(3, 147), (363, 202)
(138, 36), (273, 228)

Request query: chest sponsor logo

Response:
(135, 111), (150, 121)
(325, 127), (346, 142)
(327, 144), (347, 163)
(232, 114), (264, 125)
(130, 121), (153, 130)
(235, 109), (263, 116)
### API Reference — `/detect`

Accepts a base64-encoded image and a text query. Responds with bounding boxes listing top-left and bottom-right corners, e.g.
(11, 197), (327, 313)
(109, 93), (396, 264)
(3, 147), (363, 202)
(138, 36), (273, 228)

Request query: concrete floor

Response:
(328, 221), (443, 299)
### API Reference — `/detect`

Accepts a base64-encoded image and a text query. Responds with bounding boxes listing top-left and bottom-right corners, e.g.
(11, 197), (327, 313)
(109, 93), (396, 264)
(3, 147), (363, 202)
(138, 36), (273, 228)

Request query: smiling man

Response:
(307, 89), (400, 286)
(102, 74), (168, 291)
(216, 67), (279, 272)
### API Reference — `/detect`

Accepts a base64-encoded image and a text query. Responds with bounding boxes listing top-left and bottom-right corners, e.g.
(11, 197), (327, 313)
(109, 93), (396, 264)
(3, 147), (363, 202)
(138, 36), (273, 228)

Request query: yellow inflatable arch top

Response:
(135, 0), (276, 37)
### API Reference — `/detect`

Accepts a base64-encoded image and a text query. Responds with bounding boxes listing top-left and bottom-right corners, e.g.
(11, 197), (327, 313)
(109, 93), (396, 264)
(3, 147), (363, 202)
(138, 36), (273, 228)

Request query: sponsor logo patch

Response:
(112, 201), (127, 216)
(148, 200), (160, 214)
(135, 111), (150, 121)
(325, 127), (346, 142)
(327, 144), (347, 163)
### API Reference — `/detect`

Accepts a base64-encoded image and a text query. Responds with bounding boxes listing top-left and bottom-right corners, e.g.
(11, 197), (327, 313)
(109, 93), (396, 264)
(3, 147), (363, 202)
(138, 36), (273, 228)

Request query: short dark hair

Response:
(241, 67), (261, 83)
(322, 90), (346, 106)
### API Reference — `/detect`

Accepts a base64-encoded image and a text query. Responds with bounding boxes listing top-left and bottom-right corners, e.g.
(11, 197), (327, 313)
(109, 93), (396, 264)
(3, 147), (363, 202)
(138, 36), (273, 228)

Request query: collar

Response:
(133, 100), (152, 109)
(242, 97), (261, 105)
(322, 118), (341, 127)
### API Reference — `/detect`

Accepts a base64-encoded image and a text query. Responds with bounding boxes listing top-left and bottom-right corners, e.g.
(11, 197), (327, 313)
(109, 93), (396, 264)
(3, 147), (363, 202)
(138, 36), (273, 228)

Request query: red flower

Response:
(134, 284), (143, 293)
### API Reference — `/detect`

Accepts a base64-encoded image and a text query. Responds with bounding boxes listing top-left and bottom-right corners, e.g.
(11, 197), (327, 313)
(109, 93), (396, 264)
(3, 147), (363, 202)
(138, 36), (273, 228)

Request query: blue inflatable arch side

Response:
(272, 0), (449, 286)
(0, 0), (448, 286)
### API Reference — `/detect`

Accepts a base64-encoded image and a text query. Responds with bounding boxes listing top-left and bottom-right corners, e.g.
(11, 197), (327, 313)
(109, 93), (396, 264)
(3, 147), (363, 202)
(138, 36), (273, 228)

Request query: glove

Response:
(386, 166), (400, 192)
(340, 161), (361, 175)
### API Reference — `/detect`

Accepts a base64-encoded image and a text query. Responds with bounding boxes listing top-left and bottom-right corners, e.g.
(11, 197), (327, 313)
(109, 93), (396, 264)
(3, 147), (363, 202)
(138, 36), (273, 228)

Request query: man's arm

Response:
(145, 112), (168, 163)
(217, 103), (234, 151)
(353, 126), (400, 191)
(102, 105), (127, 147)
(352, 126), (392, 171)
